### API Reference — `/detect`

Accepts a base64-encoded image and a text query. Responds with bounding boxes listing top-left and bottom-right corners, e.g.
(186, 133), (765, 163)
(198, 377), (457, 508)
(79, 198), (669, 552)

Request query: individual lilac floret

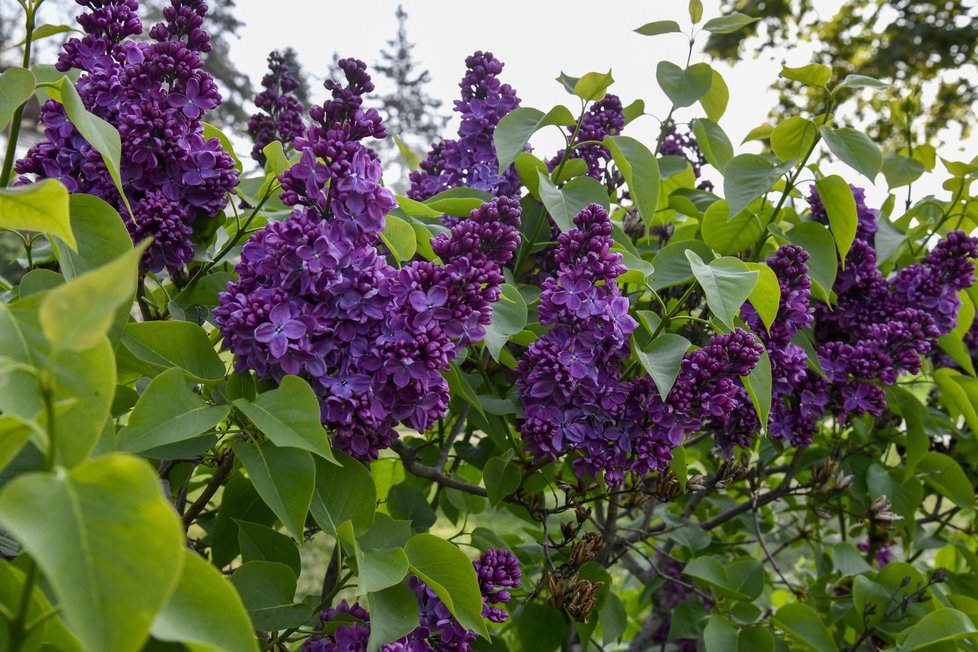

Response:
(248, 49), (307, 165)
(547, 94), (625, 179)
(408, 51), (521, 200)
(16, 0), (238, 274)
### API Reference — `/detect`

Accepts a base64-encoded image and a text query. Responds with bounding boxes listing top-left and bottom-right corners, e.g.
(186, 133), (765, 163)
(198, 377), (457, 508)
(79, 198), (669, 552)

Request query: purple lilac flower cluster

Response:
(408, 51), (521, 200)
(216, 59), (520, 459)
(247, 50), (306, 166)
(304, 549), (520, 652)
(658, 125), (713, 192)
(16, 0), (238, 273)
(547, 94), (625, 179)
(517, 203), (762, 485)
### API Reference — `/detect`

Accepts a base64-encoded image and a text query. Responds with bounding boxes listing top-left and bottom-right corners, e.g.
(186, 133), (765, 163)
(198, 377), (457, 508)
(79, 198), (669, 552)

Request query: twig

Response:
(182, 454), (235, 530)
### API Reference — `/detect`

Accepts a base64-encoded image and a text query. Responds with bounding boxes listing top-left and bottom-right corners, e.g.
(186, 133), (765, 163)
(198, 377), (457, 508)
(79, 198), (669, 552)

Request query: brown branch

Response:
(391, 439), (488, 498)
(182, 454), (235, 530)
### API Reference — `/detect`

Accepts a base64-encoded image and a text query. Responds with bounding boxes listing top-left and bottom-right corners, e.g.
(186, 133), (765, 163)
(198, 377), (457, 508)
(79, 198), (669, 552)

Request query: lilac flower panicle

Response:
(248, 49), (307, 165)
(17, 0), (238, 273)
(408, 51), (521, 200)
(658, 125), (713, 192)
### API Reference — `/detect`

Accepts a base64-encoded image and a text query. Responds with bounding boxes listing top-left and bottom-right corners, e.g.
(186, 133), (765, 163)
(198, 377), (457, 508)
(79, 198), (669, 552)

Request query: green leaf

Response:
(39, 240), (147, 351)
(0, 180), (74, 250)
(933, 368), (978, 435)
(882, 155), (925, 189)
(444, 362), (487, 419)
(703, 13), (760, 33)
(916, 452), (975, 509)
(381, 213), (417, 265)
(897, 609), (977, 651)
(634, 333), (691, 399)
(887, 386), (929, 477)
(787, 222), (837, 302)
(634, 20), (682, 35)
(405, 534), (489, 638)
(201, 121), (243, 173)
(54, 194), (131, 279)
(514, 151), (548, 198)
(0, 415), (35, 475)
(310, 450), (377, 537)
(836, 74), (890, 91)
(359, 547), (410, 593)
(494, 105), (575, 174)
(236, 520), (301, 576)
(704, 614), (738, 651)
(814, 175), (858, 262)
(685, 557), (745, 597)
(484, 283), (528, 362)
(771, 117), (818, 162)
(739, 625), (775, 652)
(518, 603), (566, 652)
(537, 171), (610, 232)
(151, 549), (258, 652)
(691, 119), (733, 172)
(742, 123), (774, 143)
(600, 593), (627, 644)
(603, 135), (660, 230)
(819, 126), (883, 181)
(623, 98), (645, 124)
(0, 561), (83, 652)
(51, 77), (132, 217)
(122, 321), (226, 383)
(832, 542), (874, 576)
(367, 583), (421, 651)
(780, 63), (832, 87)
(689, 0), (703, 22)
(723, 154), (795, 218)
(687, 252), (759, 329)
(117, 367), (229, 455)
(649, 240), (715, 290)
(231, 440), (315, 540)
(701, 200), (767, 256)
(700, 69), (730, 122)
(656, 61), (713, 108)
(939, 292), (977, 376)
(773, 603), (839, 652)
(574, 70), (615, 102)
(742, 350), (772, 431)
(744, 262), (781, 332)
(0, 66), (35, 132)
(229, 561), (310, 632)
(0, 454), (185, 652)
(483, 454), (520, 506)
(233, 375), (335, 462)
(394, 134), (421, 171)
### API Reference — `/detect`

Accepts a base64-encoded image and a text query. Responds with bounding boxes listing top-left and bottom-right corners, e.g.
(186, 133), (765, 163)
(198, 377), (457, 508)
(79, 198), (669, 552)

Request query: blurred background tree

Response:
(706, 0), (978, 149)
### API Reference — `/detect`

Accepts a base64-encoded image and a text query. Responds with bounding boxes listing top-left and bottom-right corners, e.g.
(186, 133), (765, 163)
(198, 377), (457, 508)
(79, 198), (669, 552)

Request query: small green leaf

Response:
(122, 320), (227, 383)
(744, 262), (781, 332)
(518, 603), (565, 652)
(703, 12), (760, 34)
(657, 61), (713, 108)
(916, 452), (976, 509)
(634, 333), (691, 399)
(689, 0), (704, 23)
(484, 283), (528, 362)
(536, 172), (609, 233)
(236, 520), (301, 576)
(882, 155), (925, 189)
(202, 121), (243, 173)
(691, 118), (733, 172)
(687, 252), (759, 329)
(700, 69), (730, 122)
(310, 450), (377, 537)
(54, 194), (131, 279)
(742, 349), (772, 430)
(367, 583), (421, 651)
(649, 240), (715, 290)
(701, 199), (766, 255)
(39, 240), (147, 351)
(494, 105), (575, 174)
(0, 180), (74, 250)
(704, 614), (738, 651)
(405, 534), (489, 638)
(787, 222), (837, 301)
(773, 603), (839, 652)
(444, 362), (487, 419)
(603, 135), (660, 230)
(231, 440), (315, 541)
(394, 134), (421, 171)
(483, 454), (520, 506)
(0, 66), (35, 132)
(836, 74), (890, 91)
(634, 20), (682, 36)
(233, 375), (335, 462)
(820, 126), (883, 181)
(229, 561), (310, 631)
(381, 213), (418, 265)
(814, 175), (858, 262)
(771, 116), (818, 162)
(574, 70), (615, 102)
(780, 63), (832, 87)
(723, 154), (795, 218)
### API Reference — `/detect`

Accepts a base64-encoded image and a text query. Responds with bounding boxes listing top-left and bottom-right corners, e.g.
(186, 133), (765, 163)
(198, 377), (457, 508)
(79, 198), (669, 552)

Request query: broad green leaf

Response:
(0, 454), (184, 652)
(51, 77), (131, 216)
(897, 608), (977, 651)
(381, 213), (417, 265)
(742, 349), (772, 430)
(938, 292), (977, 376)
(814, 175), (858, 262)
(236, 520), (301, 576)
(772, 603), (839, 652)
(0, 180), (74, 250)
(700, 69), (730, 122)
(787, 222), (837, 302)
(537, 171), (610, 232)
(117, 367), (229, 455)
(669, 601), (710, 640)
(514, 151), (548, 198)
(742, 123), (774, 143)
(494, 105), (575, 174)
(359, 547), (410, 593)
(723, 154), (795, 218)
(704, 614), (738, 651)
(691, 119), (733, 172)
(656, 61), (713, 108)
(484, 454), (520, 506)
(151, 549), (258, 652)
(0, 66), (35, 132)
(916, 452), (975, 509)
(310, 450), (377, 537)
(603, 135), (660, 230)
(687, 252), (759, 329)
(367, 583), (421, 651)
(836, 74), (890, 91)
(229, 561), (310, 631)
(0, 414), (35, 475)
(739, 625), (775, 652)
(771, 117), (818, 162)
(54, 194), (131, 279)
(703, 13), (760, 33)
(832, 542), (874, 576)
(574, 70), (615, 102)
(634, 20), (682, 36)
(701, 199), (766, 255)
(484, 283), (528, 362)
(744, 262), (781, 331)
(0, 561), (84, 652)
(623, 98), (645, 124)
(210, 476), (277, 567)
(887, 386), (929, 477)
(933, 368), (978, 435)
(444, 362), (487, 419)
(600, 593), (627, 644)
(882, 155), (925, 189)
(231, 440), (315, 540)
(684, 556), (748, 598)
(634, 333), (691, 399)
(649, 240), (715, 290)
(40, 240), (147, 351)
(123, 321), (226, 382)
(518, 603), (565, 652)
(780, 63), (832, 87)
(201, 121), (242, 173)
(405, 534), (489, 638)
(820, 126), (883, 181)
(233, 375), (335, 462)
